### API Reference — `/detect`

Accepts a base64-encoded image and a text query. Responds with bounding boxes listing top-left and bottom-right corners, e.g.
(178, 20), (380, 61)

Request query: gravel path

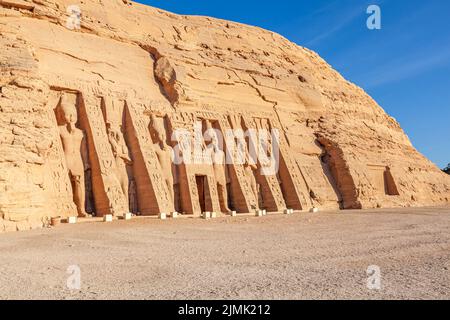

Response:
(0, 207), (449, 300)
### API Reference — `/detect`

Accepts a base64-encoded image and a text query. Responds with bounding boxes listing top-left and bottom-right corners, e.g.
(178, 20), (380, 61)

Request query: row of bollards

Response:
(61, 207), (320, 225)
(158, 212), (179, 220)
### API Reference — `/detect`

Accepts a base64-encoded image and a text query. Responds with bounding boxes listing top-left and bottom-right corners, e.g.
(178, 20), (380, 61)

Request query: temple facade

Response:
(0, 0), (449, 232)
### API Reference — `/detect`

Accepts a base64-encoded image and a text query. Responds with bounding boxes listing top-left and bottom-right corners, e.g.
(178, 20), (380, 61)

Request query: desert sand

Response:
(0, 207), (449, 300)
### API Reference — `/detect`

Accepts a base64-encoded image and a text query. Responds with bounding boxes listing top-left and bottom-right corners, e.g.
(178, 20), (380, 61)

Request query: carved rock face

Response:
(0, 0), (449, 232)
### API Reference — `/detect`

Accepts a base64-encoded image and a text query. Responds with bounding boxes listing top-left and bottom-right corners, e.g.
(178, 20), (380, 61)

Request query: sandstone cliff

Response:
(1, 0), (449, 232)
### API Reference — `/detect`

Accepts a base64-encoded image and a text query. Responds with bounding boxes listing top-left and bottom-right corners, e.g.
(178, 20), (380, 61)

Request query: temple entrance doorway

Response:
(196, 175), (207, 213)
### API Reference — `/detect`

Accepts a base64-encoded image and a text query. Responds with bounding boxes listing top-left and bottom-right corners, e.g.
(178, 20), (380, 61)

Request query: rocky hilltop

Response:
(1, 0), (449, 232)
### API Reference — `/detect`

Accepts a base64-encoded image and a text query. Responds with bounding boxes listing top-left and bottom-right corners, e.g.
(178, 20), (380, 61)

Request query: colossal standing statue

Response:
(244, 155), (259, 210)
(230, 115), (260, 210)
(58, 95), (89, 217)
(205, 121), (231, 213)
(239, 134), (259, 209)
(107, 124), (133, 206)
(129, 178), (138, 214)
(150, 115), (175, 204)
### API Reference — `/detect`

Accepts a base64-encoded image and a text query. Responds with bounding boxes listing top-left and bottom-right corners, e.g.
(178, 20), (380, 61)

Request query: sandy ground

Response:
(0, 207), (449, 300)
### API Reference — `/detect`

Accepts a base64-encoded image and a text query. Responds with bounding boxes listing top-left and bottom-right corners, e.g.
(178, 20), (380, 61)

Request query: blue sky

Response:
(139, 0), (450, 168)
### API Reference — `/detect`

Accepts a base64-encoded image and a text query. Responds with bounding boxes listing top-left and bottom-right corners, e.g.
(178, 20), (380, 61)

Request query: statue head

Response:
(60, 95), (78, 126)
(211, 133), (219, 148)
(151, 115), (167, 145)
(205, 121), (221, 150)
(158, 126), (167, 144)
(107, 123), (121, 141)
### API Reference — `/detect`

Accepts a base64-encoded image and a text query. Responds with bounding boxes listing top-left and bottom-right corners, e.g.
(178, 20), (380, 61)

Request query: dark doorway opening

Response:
(196, 175), (207, 213)
(384, 167), (400, 196)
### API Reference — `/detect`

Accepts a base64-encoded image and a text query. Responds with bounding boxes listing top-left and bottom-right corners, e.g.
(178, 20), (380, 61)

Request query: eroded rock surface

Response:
(1, 0), (449, 232)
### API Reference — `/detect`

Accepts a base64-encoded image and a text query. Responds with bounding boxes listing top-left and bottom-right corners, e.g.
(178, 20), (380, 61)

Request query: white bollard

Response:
(211, 212), (217, 219)
(123, 212), (132, 220)
(310, 207), (319, 213)
(68, 216), (77, 224)
(284, 209), (291, 215)
(255, 210), (263, 217)
(171, 212), (178, 219)
(103, 214), (113, 222)
(159, 213), (167, 220)
(230, 211), (237, 217)
(202, 212), (211, 219)
(262, 210), (267, 216)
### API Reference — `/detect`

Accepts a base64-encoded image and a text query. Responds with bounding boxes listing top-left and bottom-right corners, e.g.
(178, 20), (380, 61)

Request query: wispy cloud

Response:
(321, 0), (450, 89)
(304, 7), (363, 47)
(363, 45), (450, 88)
(304, 1), (386, 48)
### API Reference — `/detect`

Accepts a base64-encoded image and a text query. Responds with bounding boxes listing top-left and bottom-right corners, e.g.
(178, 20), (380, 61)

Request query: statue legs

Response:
(166, 175), (175, 205)
(71, 173), (87, 217)
(217, 182), (231, 213)
(249, 174), (259, 210)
